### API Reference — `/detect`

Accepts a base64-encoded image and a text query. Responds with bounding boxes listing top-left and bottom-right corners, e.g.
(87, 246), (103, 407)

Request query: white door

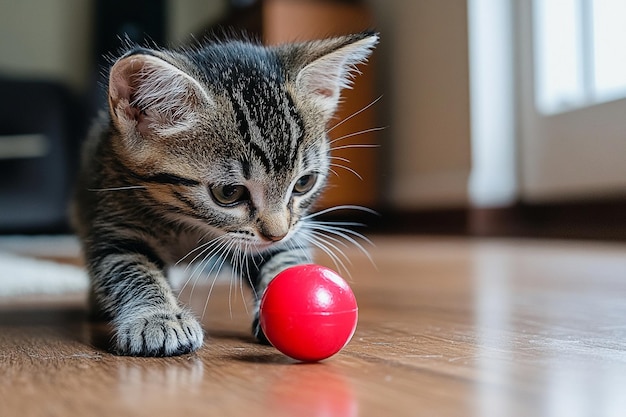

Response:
(517, 0), (626, 202)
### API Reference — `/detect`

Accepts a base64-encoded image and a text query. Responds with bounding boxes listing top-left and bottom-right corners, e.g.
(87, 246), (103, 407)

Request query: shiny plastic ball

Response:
(259, 264), (358, 362)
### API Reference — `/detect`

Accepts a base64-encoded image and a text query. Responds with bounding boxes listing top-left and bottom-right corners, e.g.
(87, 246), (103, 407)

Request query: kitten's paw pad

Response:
(116, 310), (204, 356)
(252, 316), (272, 346)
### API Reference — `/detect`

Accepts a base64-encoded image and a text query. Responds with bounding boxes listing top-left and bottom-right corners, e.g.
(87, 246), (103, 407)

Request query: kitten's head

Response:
(106, 32), (377, 250)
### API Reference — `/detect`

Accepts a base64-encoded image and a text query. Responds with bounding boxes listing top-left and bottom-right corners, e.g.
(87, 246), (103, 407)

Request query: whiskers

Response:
(330, 128), (386, 146)
(313, 95), (382, 274)
(328, 130), (384, 180)
(327, 95), (382, 133)
(174, 206), (377, 322)
(87, 185), (147, 192)
(175, 233), (255, 321)
(293, 205), (378, 279)
(326, 95), (386, 182)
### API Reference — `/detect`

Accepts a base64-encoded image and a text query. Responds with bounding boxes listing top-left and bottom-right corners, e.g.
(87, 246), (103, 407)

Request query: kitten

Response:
(72, 32), (378, 356)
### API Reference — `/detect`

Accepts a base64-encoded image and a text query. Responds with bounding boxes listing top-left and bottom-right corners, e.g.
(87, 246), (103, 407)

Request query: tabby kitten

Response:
(72, 32), (378, 357)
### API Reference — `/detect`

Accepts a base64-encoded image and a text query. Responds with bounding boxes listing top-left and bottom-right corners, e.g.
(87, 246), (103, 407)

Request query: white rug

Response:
(0, 235), (88, 298)
(0, 235), (225, 298)
(0, 251), (88, 297)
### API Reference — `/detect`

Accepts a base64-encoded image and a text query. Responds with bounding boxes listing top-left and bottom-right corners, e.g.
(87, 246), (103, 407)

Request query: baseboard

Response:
(375, 208), (470, 235)
(322, 198), (626, 241)
(469, 199), (626, 241)
(316, 206), (469, 236)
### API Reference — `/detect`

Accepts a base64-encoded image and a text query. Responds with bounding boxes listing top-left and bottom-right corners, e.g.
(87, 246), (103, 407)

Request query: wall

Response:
(167, 0), (227, 44)
(0, 0), (226, 93)
(0, 0), (93, 92)
(368, 0), (472, 210)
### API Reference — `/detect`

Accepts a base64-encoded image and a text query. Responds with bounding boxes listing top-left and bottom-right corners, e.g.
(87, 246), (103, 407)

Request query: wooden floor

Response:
(2, 235), (626, 417)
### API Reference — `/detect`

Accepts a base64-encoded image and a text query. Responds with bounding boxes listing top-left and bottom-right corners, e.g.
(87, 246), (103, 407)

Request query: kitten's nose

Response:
(258, 211), (290, 243)
(262, 231), (288, 242)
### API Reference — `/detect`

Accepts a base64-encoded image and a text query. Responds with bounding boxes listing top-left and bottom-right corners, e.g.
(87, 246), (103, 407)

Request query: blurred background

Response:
(1, 0), (625, 240)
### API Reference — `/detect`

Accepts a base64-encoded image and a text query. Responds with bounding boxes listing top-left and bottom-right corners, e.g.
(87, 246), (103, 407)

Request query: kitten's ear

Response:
(108, 52), (212, 137)
(293, 32), (378, 119)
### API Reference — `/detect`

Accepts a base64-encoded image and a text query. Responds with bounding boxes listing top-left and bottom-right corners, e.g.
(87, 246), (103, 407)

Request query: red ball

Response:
(259, 264), (358, 362)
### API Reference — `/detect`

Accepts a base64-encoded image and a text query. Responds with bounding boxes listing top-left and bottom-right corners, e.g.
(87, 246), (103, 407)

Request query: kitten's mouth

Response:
(250, 237), (290, 252)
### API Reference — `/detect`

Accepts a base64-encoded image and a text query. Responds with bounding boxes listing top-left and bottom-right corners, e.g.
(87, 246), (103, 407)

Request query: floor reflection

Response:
(472, 244), (515, 417)
(116, 356), (205, 402)
(263, 363), (358, 417)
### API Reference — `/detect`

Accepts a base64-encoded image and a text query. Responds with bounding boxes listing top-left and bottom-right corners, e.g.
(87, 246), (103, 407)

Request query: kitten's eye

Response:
(210, 184), (248, 206)
(293, 174), (317, 195)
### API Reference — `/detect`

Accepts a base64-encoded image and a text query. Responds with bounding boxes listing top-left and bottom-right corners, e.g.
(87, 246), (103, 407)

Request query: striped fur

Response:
(72, 32), (378, 356)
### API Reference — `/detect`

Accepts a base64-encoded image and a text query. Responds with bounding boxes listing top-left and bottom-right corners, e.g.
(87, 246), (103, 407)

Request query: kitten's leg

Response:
(250, 246), (312, 344)
(86, 241), (203, 356)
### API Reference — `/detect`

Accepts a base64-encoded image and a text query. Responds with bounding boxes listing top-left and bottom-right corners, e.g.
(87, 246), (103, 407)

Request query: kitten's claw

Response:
(115, 309), (204, 356)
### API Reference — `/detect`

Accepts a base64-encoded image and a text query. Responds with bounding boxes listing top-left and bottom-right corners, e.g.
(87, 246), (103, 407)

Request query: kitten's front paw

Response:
(115, 309), (203, 356)
(252, 315), (272, 345)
